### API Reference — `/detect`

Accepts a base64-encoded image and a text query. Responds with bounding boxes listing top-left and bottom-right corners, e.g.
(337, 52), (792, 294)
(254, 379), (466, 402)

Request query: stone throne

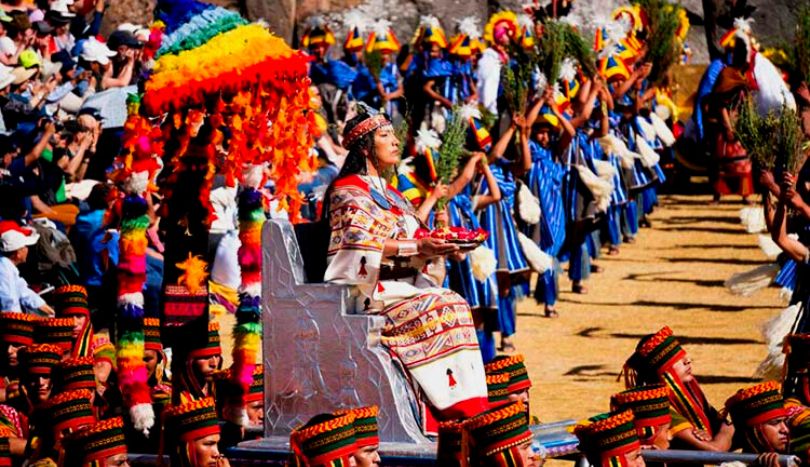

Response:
(261, 218), (429, 443)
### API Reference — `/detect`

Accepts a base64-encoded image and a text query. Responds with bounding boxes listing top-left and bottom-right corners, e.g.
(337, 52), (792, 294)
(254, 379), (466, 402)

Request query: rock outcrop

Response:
(104, 0), (803, 65)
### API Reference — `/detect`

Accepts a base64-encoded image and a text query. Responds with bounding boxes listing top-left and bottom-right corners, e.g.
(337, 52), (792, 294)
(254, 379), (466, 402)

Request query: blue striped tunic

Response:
(526, 141), (566, 257)
(478, 161), (529, 273)
(446, 190), (498, 310)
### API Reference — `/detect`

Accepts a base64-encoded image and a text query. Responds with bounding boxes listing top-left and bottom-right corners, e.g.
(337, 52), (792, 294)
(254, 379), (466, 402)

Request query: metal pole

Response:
(642, 449), (800, 466)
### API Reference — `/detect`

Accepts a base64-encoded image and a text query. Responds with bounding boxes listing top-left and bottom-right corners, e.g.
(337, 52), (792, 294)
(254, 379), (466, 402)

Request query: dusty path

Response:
(516, 194), (782, 423)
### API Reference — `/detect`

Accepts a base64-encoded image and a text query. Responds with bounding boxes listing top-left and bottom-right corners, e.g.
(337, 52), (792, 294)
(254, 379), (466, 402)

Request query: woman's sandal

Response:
(572, 283), (588, 294)
(544, 307), (559, 318)
(607, 246), (620, 255)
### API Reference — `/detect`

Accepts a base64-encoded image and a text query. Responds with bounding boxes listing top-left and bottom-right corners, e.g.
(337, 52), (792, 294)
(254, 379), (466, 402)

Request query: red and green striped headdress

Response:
(188, 321), (221, 360)
(91, 337), (116, 370)
(53, 285), (90, 318)
(19, 343), (62, 375)
(625, 326), (686, 379)
(56, 356), (96, 392)
(291, 412), (358, 466)
(35, 318), (75, 353)
(0, 312), (38, 347)
(165, 397), (221, 443)
(624, 326), (714, 436)
(726, 381), (787, 428)
(143, 317), (162, 352)
(486, 373), (511, 408)
(574, 410), (642, 467)
(42, 389), (97, 438)
(789, 405), (810, 458)
(245, 364), (263, 404)
(0, 427), (13, 467)
(463, 401), (532, 461)
(335, 406), (379, 448)
(63, 417), (127, 467)
(611, 384), (671, 440)
(485, 354), (532, 394)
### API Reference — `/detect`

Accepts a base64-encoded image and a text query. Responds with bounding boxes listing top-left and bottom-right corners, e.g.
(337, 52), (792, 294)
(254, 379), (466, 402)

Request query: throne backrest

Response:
(261, 218), (428, 444)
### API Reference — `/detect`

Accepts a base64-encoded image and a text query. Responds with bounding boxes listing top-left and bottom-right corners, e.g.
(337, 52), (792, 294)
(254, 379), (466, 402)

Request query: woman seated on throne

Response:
(323, 110), (488, 428)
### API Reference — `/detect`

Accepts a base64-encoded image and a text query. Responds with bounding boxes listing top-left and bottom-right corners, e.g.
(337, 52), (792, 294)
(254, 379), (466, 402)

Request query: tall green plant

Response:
(635, 0), (682, 85)
(435, 107), (468, 210)
(795, 5), (810, 83)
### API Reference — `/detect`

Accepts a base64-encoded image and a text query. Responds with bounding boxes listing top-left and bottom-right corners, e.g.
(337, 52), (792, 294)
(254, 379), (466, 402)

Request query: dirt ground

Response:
(219, 192), (779, 431)
(515, 193), (782, 425)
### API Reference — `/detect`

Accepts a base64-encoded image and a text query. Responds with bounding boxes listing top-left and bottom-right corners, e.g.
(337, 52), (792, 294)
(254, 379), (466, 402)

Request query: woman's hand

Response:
(418, 237), (459, 257)
(428, 183), (449, 202)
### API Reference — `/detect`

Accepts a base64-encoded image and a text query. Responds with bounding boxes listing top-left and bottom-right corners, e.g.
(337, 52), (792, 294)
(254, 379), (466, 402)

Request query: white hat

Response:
(0, 64), (14, 90)
(80, 37), (117, 65)
(50, 0), (76, 17)
(10, 67), (37, 85)
(0, 223), (39, 252)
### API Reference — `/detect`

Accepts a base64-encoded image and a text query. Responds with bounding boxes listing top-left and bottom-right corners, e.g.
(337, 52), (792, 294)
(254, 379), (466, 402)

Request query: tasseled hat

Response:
(342, 11), (367, 52)
(63, 417), (127, 467)
(610, 384), (671, 440)
(164, 397), (221, 442)
(484, 11), (519, 45)
(0, 312), (38, 347)
(486, 373), (511, 408)
(91, 336), (116, 370)
(464, 401), (533, 459)
(449, 17), (484, 58)
(35, 318), (74, 353)
(414, 15), (448, 49)
(188, 320), (221, 360)
(458, 103), (492, 153)
(574, 410), (642, 467)
(52, 285), (90, 318)
(366, 19), (400, 54)
(623, 326), (686, 386)
(55, 356), (96, 392)
(0, 427), (14, 467)
(42, 389), (97, 439)
(485, 354), (532, 394)
(301, 15), (336, 49)
(19, 343), (62, 375)
(335, 406), (379, 448)
(726, 381), (787, 427)
(290, 412), (358, 466)
(143, 317), (162, 352)
(518, 13), (536, 50)
(245, 364), (263, 404)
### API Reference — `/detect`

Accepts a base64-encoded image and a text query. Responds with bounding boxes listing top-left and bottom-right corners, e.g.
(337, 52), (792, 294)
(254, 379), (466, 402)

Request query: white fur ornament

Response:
(517, 182), (541, 225)
(635, 135), (660, 168)
(517, 232), (553, 273)
(598, 134), (637, 170)
(650, 113), (676, 147)
(739, 206), (766, 233)
(754, 302), (802, 379)
(470, 245), (497, 282)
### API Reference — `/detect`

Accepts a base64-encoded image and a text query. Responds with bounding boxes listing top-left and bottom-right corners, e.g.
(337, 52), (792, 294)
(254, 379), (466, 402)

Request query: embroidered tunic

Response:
(325, 175), (487, 419)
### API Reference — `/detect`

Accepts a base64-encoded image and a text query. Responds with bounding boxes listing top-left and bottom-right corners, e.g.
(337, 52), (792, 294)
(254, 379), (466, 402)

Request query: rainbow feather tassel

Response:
(228, 188), (264, 426)
(116, 195), (155, 435)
